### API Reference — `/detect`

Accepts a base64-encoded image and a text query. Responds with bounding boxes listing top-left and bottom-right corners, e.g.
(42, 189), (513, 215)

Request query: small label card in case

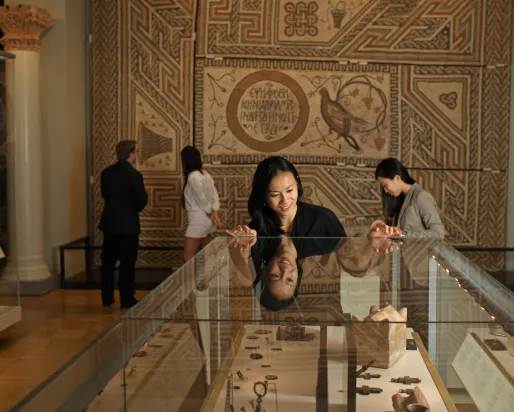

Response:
(452, 332), (514, 412)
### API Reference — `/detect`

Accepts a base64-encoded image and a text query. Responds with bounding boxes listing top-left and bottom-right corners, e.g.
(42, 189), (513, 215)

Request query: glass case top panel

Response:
(122, 237), (514, 329)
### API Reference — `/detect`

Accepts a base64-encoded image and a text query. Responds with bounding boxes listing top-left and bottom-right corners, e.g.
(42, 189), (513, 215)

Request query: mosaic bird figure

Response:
(319, 87), (369, 152)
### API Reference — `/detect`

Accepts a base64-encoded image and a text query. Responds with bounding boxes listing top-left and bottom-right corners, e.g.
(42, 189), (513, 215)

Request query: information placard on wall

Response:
(452, 332), (514, 412)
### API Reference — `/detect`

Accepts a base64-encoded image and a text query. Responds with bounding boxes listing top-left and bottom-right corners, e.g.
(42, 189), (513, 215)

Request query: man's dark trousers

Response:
(101, 233), (139, 306)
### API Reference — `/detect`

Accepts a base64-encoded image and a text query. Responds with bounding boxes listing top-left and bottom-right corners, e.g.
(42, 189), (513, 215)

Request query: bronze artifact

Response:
(265, 375), (278, 380)
(391, 376), (421, 385)
(247, 335), (259, 340)
(359, 373), (381, 380)
(245, 346), (259, 350)
(253, 381), (267, 412)
(270, 347), (282, 351)
(405, 406), (429, 412)
(224, 373), (234, 412)
(250, 353), (263, 360)
(392, 386), (430, 412)
(406, 339), (417, 350)
(354, 360), (375, 377)
(277, 325), (314, 341)
(261, 365), (271, 368)
(254, 329), (272, 335)
(356, 385), (383, 395)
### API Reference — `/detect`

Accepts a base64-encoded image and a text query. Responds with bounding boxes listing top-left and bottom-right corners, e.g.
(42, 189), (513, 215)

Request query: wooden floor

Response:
(0, 289), (148, 411)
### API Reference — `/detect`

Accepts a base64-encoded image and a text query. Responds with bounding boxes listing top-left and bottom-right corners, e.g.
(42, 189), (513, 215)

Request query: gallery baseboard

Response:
(19, 272), (61, 295)
(0, 271), (60, 296)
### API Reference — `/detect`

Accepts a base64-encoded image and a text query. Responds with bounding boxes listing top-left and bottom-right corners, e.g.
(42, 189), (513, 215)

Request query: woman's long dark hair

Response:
(180, 146), (203, 208)
(375, 158), (415, 226)
(248, 156), (303, 236)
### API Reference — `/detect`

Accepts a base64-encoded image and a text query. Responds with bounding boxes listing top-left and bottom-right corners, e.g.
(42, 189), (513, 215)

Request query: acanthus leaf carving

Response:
(0, 5), (53, 52)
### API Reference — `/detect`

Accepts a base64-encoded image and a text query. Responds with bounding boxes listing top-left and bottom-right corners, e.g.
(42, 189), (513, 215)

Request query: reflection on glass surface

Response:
(13, 237), (514, 412)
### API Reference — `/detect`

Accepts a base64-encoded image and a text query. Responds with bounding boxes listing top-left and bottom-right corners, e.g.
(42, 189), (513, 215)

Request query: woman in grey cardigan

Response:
(369, 158), (445, 239)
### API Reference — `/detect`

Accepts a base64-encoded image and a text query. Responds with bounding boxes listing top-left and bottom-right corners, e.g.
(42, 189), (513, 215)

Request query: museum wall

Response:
(90, 0), (513, 271)
(4, 0), (88, 274)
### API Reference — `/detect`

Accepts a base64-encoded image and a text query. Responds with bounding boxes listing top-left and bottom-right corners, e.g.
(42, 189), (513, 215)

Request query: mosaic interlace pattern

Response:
(197, 0), (486, 64)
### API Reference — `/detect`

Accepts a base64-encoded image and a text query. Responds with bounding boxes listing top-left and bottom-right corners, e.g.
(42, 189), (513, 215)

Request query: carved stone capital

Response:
(0, 5), (53, 52)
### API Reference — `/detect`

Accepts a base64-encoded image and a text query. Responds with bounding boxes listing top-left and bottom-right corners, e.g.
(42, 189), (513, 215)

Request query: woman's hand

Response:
(386, 226), (403, 237)
(368, 221), (402, 238)
(226, 225), (256, 238)
(226, 225), (257, 252)
(370, 219), (385, 230)
(228, 236), (257, 252)
(210, 210), (222, 228)
(368, 221), (388, 238)
(369, 237), (401, 254)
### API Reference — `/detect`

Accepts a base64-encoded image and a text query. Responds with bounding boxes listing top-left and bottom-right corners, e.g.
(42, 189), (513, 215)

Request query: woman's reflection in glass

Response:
(256, 237), (304, 311)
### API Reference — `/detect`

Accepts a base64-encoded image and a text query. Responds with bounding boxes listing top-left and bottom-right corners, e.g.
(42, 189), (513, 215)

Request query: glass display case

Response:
(12, 237), (514, 412)
(0, 50), (20, 333)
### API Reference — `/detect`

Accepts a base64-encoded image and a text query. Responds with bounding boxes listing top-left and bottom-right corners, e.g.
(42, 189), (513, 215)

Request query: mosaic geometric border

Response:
(196, 0), (487, 65)
(398, 65), (482, 170)
(91, 0), (120, 247)
(482, 0), (512, 169)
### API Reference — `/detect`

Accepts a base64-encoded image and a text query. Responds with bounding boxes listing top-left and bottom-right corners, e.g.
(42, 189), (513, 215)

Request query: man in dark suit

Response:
(99, 140), (148, 308)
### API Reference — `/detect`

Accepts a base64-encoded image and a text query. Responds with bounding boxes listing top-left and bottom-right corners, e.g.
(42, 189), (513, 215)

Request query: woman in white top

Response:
(181, 146), (222, 261)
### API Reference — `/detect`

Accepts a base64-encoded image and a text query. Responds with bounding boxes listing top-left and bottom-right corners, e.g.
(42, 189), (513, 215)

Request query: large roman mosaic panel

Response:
(91, 0), (512, 272)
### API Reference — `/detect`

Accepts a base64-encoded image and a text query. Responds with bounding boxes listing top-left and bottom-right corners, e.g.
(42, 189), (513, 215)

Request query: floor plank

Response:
(0, 289), (148, 411)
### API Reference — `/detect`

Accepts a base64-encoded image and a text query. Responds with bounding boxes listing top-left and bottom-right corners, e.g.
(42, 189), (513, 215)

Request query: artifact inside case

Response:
(352, 304), (408, 369)
(392, 386), (430, 412)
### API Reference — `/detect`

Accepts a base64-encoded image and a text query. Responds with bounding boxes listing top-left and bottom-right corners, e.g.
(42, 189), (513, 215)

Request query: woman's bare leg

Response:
(184, 237), (203, 262)
(200, 235), (212, 249)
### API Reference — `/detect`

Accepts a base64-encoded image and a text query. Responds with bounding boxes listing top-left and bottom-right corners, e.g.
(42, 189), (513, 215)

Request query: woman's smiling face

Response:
(266, 171), (298, 217)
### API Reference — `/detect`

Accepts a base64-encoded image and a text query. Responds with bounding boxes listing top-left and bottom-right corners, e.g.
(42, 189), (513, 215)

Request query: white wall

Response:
(6, 0), (88, 275)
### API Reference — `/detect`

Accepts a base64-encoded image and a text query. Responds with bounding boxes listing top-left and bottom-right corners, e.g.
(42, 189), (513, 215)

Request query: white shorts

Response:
(185, 211), (215, 238)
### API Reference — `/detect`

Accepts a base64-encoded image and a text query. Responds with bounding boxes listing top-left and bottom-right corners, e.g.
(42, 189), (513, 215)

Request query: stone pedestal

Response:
(0, 5), (53, 290)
